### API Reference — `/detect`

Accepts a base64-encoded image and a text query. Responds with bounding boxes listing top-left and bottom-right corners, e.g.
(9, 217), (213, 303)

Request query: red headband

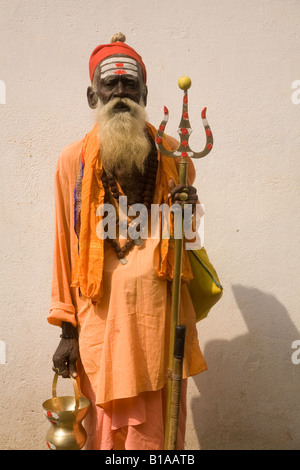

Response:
(89, 41), (147, 84)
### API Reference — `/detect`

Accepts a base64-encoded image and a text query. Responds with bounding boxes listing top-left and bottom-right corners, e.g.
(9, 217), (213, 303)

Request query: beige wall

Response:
(0, 0), (299, 450)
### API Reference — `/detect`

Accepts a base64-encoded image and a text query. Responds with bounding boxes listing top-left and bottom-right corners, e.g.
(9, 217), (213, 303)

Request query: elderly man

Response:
(48, 33), (207, 450)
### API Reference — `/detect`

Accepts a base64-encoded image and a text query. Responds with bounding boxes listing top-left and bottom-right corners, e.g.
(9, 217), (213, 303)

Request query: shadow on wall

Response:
(191, 284), (300, 450)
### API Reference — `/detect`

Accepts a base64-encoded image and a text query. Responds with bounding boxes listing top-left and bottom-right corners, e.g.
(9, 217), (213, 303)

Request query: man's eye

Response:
(122, 81), (138, 90)
(101, 79), (116, 87)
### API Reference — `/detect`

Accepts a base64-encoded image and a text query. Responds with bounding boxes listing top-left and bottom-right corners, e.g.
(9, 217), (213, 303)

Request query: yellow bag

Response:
(187, 247), (223, 322)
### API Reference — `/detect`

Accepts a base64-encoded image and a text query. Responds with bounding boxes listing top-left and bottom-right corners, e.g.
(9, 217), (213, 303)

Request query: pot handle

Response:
(52, 373), (80, 412)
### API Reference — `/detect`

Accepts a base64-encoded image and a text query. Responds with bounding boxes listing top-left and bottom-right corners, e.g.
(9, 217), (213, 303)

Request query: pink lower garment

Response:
(80, 369), (187, 450)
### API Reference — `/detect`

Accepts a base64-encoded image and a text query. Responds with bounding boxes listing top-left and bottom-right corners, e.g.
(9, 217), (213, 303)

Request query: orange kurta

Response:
(48, 131), (207, 449)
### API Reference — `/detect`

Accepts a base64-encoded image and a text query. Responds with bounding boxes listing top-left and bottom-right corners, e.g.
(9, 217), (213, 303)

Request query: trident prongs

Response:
(155, 78), (213, 159)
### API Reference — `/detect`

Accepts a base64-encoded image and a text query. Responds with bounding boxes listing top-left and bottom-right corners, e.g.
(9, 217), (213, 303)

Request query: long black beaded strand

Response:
(101, 136), (158, 262)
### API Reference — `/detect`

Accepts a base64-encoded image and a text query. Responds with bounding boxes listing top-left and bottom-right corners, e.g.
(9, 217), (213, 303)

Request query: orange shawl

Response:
(71, 123), (193, 302)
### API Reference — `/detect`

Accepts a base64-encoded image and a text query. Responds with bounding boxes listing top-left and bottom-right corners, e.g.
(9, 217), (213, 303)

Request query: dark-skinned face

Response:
(87, 55), (148, 111)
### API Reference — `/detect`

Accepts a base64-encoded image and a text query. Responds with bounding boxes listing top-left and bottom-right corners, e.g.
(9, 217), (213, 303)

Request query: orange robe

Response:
(48, 132), (207, 450)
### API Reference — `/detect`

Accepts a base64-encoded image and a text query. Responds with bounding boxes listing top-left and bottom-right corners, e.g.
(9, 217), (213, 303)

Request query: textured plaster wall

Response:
(0, 0), (300, 450)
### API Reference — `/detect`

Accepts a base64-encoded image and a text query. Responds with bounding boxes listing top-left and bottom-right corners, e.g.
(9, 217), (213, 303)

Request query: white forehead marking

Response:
(101, 56), (138, 66)
(101, 63), (138, 74)
(101, 69), (139, 79)
(100, 56), (139, 79)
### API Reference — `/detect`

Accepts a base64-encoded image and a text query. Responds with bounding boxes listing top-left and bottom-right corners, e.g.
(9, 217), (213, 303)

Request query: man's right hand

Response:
(52, 322), (79, 378)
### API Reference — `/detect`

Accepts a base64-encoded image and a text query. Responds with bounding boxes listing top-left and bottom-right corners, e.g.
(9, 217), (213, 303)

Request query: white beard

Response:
(96, 97), (151, 175)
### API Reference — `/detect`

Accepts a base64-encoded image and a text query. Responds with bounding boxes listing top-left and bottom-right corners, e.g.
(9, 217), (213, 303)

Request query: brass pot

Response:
(42, 373), (90, 450)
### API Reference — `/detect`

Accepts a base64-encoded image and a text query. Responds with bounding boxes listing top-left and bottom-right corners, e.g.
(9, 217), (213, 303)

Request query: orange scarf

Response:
(71, 123), (193, 302)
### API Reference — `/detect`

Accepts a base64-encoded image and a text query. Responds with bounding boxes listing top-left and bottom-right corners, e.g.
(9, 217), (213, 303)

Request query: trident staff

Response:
(155, 76), (214, 450)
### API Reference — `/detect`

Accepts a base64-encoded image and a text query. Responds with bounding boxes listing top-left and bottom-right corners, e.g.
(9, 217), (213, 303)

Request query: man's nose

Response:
(113, 80), (127, 98)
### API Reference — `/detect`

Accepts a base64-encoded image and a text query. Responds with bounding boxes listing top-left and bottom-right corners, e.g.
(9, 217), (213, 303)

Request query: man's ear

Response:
(143, 85), (148, 107)
(87, 86), (98, 109)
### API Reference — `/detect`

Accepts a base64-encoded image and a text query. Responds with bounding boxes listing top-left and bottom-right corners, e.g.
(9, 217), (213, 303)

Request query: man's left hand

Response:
(168, 178), (198, 213)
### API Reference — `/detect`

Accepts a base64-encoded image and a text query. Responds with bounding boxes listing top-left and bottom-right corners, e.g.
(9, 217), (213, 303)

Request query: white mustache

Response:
(99, 97), (144, 117)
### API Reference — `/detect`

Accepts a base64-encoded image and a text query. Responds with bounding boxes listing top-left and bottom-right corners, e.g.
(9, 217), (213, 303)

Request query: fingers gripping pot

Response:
(42, 373), (90, 450)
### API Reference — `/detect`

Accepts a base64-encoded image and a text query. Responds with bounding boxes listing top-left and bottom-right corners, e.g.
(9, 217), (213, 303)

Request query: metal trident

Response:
(155, 77), (213, 160)
(155, 77), (213, 451)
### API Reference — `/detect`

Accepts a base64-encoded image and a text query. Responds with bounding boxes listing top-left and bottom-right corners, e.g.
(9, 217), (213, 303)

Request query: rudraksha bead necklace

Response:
(101, 137), (158, 263)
